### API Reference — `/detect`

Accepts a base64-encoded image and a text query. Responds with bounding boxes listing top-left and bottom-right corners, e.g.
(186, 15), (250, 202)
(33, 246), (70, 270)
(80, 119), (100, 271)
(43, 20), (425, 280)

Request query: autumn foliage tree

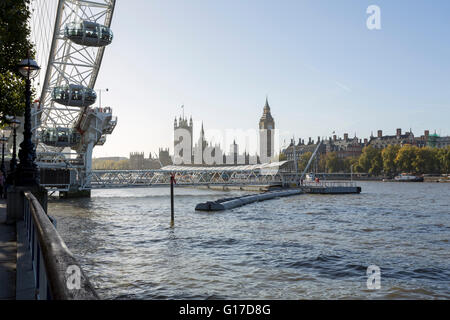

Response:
(382, 145), (400, 176)
(395, 145), (418, 173)
(92, 159), (130, 170)
(285, 144), (449, 175)
(0, 0), (34, 125)
(357, 145), (382, 175)
(414, 147), (440, 174)
(325, 152), (340, 173)
(436, 147), (450, 174)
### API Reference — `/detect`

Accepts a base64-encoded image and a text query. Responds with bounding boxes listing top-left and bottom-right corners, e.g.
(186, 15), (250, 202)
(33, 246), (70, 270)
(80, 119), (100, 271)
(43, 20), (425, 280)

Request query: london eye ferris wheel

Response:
(27, 0), (117, 193)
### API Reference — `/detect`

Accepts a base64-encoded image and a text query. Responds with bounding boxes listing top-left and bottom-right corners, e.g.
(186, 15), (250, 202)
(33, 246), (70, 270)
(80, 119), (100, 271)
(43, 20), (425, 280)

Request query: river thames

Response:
(48, 182), (449, 299)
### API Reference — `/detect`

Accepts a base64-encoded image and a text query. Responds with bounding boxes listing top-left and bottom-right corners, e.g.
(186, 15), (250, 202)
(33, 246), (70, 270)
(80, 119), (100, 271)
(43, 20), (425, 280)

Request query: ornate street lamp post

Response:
(16, 57), (40, 186)
(0, 134), (9, 177)
(9, 118), (21, 174)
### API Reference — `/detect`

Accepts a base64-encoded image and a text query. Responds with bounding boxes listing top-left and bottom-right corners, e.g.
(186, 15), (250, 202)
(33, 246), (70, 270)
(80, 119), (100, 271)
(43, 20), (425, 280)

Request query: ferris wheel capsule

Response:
(64, 21), (113, 47)
(51, 84), (97, 107)
(41, 127), (81, 148)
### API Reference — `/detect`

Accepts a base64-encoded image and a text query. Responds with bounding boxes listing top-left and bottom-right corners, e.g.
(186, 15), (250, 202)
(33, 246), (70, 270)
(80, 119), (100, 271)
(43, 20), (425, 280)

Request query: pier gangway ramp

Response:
(87, 161), (291, 189)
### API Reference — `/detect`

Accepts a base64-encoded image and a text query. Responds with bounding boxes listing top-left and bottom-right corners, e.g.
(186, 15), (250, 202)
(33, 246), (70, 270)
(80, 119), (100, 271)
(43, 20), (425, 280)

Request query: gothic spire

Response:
(260, 96), (274, 122)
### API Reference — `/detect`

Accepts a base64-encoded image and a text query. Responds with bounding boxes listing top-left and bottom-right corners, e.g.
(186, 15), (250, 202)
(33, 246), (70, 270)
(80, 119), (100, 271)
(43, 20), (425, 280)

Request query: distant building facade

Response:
(431, 135), (450, 148)
(367, 128), (450, 149)
(129, 152), (145, 169)
(282, 133), (365, 162)
(282, 128), (450, 168)
(158, 148), (172, 166)
(283, 137), (324, 162)
(129, 152), (162, 170)
(416, 130), (450, 148)
(368, 129), (415, 149)
(327, 134), (365, 159)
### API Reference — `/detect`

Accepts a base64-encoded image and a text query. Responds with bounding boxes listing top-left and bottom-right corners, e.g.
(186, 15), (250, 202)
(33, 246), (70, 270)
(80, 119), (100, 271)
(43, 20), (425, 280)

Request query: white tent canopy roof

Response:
(160, 161), (289, 172)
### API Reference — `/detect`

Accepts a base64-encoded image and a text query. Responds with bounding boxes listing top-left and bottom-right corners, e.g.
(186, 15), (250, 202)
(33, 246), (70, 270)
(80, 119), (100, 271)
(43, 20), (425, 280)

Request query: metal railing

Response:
(89, 169), (285, 189)
(301, 181), (358, 188)
(23, 191), (98, 300)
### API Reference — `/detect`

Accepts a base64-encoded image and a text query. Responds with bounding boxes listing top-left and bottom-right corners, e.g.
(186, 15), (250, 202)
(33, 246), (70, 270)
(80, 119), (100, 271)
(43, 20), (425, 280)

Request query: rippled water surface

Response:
(48, 182), (450, 299)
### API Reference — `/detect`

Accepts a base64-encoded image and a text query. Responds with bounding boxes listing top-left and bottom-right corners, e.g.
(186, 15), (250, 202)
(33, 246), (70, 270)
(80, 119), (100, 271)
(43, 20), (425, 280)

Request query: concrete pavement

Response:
(0, 199), (16, 300)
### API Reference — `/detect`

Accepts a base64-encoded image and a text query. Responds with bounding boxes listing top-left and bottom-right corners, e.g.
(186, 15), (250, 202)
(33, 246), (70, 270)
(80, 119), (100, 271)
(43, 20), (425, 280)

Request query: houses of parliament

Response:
(126, 98), (276, 169)
(173, 97), (276, 166)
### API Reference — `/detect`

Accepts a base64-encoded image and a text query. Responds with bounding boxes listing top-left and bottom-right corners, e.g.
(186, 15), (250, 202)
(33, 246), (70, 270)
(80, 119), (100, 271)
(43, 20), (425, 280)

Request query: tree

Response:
(382, 145), (400, 176)
(325, 152), (340, 173)
(414, 147), (439, 174)
(358, 145), (382, 175)
(318, 154), (327, 172)
(370, 154), (383, 175)
(93, 159), (131, 170)
(297, 152), (312, 172)
(343, 156), (359, 173)
(395, 145), (418, 173)
(436, 146), (450, 174)
(0, 0), (34, 124)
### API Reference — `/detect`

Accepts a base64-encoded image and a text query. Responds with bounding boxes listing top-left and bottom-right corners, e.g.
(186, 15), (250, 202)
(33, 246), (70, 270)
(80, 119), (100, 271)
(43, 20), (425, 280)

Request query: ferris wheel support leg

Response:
(84, 141), (94, 187)
(59, 141), (94, 199)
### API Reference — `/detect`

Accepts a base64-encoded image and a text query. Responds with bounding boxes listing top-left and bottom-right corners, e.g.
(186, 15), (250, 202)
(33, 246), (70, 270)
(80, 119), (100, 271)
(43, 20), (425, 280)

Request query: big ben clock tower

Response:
(259, 97), (275, 162)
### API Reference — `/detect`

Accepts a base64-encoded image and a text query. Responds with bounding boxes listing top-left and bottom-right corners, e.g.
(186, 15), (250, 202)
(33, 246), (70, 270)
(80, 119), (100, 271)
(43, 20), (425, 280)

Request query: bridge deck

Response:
(0, 199), (16, 300)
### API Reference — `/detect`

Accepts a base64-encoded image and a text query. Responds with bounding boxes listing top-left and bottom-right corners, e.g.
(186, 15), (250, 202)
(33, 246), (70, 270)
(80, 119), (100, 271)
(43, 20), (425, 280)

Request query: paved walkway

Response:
(0, 199), (16, 300)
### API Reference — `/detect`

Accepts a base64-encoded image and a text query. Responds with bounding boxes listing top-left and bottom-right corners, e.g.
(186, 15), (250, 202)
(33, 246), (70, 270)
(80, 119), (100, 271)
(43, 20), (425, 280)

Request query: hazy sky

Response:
(93, 0), (450, 158)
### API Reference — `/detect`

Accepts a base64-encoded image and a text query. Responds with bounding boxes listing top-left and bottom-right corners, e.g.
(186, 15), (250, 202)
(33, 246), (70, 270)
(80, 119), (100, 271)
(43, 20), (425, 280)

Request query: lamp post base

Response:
(6, 185), (48, 224)
(15, 166), (40, 187)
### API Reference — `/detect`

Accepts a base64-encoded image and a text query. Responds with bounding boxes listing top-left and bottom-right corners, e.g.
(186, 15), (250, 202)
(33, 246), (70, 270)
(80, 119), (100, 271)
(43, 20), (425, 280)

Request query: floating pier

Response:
(195, 182), (361, 212)
(196, 184), (281, 192)
(300, 182), (362, 194)
(195, 189), (302, 211)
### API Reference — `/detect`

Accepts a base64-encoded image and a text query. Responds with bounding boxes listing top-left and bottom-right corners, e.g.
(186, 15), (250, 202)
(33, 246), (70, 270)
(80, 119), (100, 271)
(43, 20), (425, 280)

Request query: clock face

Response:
(267, 125), (273, 130)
